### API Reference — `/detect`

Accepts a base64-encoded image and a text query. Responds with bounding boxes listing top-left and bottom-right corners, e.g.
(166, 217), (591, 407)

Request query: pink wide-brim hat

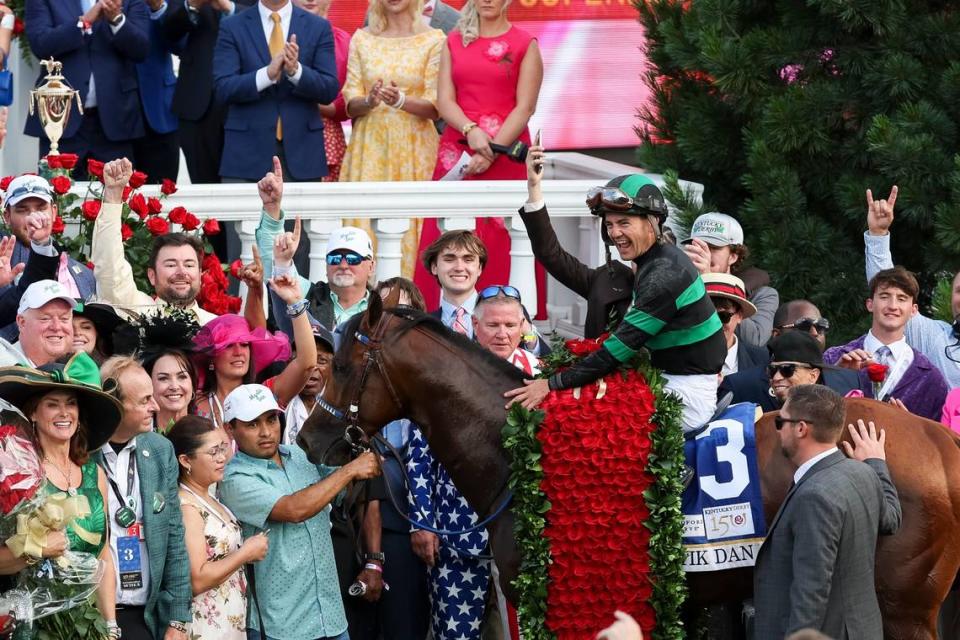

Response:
(192, 314), (291, 389)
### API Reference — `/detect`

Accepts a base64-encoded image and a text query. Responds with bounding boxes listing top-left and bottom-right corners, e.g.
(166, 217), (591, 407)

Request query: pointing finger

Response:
(866, 188), (874, 208)
(252, 244), (262, 265)
(272, 155), (283, 181)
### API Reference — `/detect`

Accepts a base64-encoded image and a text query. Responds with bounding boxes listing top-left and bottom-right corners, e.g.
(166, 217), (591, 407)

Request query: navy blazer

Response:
(135, 11), (180, 135)
(213, 6), (339, 180)
(24, 0), (150, 142)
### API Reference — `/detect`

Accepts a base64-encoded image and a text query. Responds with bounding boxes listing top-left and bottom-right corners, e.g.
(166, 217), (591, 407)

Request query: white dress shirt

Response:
(254, 0), (303, 92)
(79, 0), (127, 109)
(440, 291), (479, 339)
(863, 331), (913, 397)
(794, 447), (838, 484)
(722, 336), (739, 377)
(101, 439), (151, 606)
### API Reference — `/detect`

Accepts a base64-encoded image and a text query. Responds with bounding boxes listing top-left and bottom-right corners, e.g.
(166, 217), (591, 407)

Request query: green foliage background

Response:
(636, 0), (960, 343)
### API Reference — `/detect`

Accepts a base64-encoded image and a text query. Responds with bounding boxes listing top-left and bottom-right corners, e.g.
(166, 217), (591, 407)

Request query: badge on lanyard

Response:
(116, 536), (143, 590)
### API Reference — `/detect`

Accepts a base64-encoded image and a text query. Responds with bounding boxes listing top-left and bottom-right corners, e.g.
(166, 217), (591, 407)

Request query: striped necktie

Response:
(452, 307), (469, 335)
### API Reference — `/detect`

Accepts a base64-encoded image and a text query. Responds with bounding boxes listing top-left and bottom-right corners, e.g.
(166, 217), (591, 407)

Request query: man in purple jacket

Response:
(823, 266), (948, 421)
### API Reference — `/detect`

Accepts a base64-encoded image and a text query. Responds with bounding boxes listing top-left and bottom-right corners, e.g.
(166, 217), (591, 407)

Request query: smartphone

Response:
(535, 129), (543, 174)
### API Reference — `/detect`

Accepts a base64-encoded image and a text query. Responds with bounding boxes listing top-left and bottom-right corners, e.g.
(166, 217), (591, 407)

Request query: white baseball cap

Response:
(686, 212), (744, 247)
(326, 226), (374, 259)
(223, 384), (281, 423)
(3, 175), (53, 209)
(17, 280), (76, 315)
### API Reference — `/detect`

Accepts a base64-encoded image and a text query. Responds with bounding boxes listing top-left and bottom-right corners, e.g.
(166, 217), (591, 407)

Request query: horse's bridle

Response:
(316, 310), (403, 454)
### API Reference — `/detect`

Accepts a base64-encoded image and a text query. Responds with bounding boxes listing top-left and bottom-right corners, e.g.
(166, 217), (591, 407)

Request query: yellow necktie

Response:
(269, 12), (284, 140)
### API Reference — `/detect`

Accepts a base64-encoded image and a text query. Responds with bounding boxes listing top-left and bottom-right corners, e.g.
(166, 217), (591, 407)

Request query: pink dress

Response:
(415, 26), (546, 316)
(942, 388), (960, 434)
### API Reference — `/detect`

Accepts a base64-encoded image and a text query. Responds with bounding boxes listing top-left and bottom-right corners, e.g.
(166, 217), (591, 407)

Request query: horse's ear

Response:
(363, 290), (384, 331)
(382, 285), (402, 309)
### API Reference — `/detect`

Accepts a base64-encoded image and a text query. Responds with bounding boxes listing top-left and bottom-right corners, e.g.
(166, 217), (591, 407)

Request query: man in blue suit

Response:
(24, 0), (150, 179)
(213, 0), (339, 181)
(133, 0), (183, 183)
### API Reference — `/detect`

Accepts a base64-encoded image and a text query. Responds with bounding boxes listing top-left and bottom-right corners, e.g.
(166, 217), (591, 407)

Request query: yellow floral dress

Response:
(340, 27), (445, 277)
(179, 485), (247, 640)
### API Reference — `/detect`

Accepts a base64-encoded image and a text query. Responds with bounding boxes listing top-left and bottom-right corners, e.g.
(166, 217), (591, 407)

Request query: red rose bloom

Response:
(44, 155), (62, 169)
(128, 170), (148, 189)
(87, 158), (105, 179)
(51, 216), (65, 235)
(160, 178), (177, 195)
(59, 153), (79, 170)
(121, 186), (132, 203)
(121, 224), (134, 241)
(182, 212), (200, 231)
(0, 176), (13, 191)
(866, 362), (889, 383)
(167, 206), (187, 225)
(146, 216), (170, 236)
(50, 175), (72, 195)
(147, 197), (162, 215)
(202, 218), (221, 236)
(229, 259), (243, 279)
(86, 261), (95, 270)
(81, 200), (101, 221)
(12, 17), (23, 37)
(128, 193), (148, 219)
(202, 252), (221, 273)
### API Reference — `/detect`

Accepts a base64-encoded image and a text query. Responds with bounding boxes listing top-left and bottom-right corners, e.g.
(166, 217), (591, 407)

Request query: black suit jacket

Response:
(163, 0), (255, 121)
(518, 206), (633, 339)
(720, 365), (860, 412)
(0, 251), (60, 329)
(737, 338), (769, 370)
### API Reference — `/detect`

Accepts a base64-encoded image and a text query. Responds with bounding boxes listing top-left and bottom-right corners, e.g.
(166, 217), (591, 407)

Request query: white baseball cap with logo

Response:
(686, 212), (744, 247)
(223, 384), (281, 423)
(326, 226), (374, 259)
(3, 175), (53, 209)
(18, 280), (76, 315)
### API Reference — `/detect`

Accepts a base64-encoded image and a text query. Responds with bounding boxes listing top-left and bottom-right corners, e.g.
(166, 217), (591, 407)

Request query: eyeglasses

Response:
(203, 443), (229, 458)
(479, 285), (521, 302)
(766, 363), (813, 379)
(585, 186), (667, 215)
(779, 317), (830, 335)
(774, 416), (813, 431)
(326, 252), (366, 266)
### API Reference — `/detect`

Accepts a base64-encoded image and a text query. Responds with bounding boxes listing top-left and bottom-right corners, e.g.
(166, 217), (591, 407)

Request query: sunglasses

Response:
(326, 252), (366, 266)
(585, 186), (667, 216)
(7, 183), (52, 203)
(767, 363), (813, 379)
(774, 416), (813, 431)
(716, 310), (735, 324)
(779, 317), (830, 335)
(479, 285), (521, 302)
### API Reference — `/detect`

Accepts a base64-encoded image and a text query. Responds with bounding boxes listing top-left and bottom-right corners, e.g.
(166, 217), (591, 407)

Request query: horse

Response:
(298, 294), (960, 640)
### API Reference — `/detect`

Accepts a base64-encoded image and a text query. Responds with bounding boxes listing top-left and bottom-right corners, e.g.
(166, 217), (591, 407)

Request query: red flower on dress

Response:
(50, 175), (72, 195)
(51, 216), (65, 235)
(484, 40), (510, 63)
(202, 218), (221, 236)
(160, 178), (178, 195)
(146, 216), (170, 236)
(167, 206), (187, 225)
(128, 170), (148, 189)
(128, 193), (148, 219)
(81, 200), (101, 221)
(437, 142), (461, 171)
(59, 153), (79, 170)
(477, 114), (503, 138)
(87, 158), (104, 179)
(121, 223), (133, 242)
(147, 197), (162, 215)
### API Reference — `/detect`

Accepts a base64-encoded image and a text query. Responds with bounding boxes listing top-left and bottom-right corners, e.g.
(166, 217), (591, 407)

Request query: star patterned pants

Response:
(428, 546), (491, 640)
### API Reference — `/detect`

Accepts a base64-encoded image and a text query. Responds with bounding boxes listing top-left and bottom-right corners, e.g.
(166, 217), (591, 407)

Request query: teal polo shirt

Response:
(220, 446), (347, 639)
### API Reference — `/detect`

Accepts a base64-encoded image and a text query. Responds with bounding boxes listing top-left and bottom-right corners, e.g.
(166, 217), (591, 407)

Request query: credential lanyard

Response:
(103, 450), (138, 509)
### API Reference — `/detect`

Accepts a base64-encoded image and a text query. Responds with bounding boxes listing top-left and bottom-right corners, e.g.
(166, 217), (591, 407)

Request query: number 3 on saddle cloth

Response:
(682, 402), (767, 573)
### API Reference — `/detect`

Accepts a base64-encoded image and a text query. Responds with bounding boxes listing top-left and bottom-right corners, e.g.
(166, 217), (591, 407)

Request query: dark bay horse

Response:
(298, 295), (960, 639)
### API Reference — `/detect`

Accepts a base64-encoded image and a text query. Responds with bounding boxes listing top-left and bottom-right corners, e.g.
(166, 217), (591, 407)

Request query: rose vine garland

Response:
(502, 335), (686, 639)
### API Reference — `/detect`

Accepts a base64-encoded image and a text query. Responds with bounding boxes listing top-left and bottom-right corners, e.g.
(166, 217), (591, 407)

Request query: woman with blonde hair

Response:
(339, 0), (445, 276)
(414, 0), (544, 309)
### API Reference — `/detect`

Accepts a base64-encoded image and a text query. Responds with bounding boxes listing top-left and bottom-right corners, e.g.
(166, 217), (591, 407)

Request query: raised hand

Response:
(258, 155), (284, 218)
(238, 245), (264, 290)
(866, 185), (897, 236)
(527, 131), (544, 193)
(0, 235), (25, 288)
(273, 216), (301, 269)
(283, 34), (299, 76)
(268, 272), (304, 305)
(26, 211), (53, 246)
(102, 158), (133, 204)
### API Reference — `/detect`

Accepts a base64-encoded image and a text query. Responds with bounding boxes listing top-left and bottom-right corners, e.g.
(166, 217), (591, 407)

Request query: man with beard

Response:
(91, 158), (216, 325)
(255, 157), (375, 334)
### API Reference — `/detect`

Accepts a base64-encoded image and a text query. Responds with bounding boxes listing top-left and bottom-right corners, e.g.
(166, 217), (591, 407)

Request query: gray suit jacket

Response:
(430, 0), (461, 34)
(753, 451), (901, 640)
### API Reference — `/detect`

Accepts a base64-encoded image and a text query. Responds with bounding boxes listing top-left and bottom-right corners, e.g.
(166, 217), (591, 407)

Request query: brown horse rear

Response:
(689, 398), (960, 640)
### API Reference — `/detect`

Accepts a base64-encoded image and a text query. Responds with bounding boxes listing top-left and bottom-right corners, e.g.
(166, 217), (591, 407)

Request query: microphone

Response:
(458, 139), (529, 163)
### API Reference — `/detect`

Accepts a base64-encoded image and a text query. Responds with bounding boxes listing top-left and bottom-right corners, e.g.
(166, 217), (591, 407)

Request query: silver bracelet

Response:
(286, 299), (309, 317)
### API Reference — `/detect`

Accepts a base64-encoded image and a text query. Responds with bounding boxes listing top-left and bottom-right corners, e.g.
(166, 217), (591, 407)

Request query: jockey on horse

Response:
(505, 141), (727, 438)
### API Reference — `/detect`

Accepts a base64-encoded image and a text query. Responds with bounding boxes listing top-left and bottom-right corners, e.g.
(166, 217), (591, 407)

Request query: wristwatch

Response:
(363, 551), (386, 564)
(109, 13), (124, 26)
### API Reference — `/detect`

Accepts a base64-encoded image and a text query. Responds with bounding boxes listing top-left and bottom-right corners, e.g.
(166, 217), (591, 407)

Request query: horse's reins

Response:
(316, 309), (514, 544)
